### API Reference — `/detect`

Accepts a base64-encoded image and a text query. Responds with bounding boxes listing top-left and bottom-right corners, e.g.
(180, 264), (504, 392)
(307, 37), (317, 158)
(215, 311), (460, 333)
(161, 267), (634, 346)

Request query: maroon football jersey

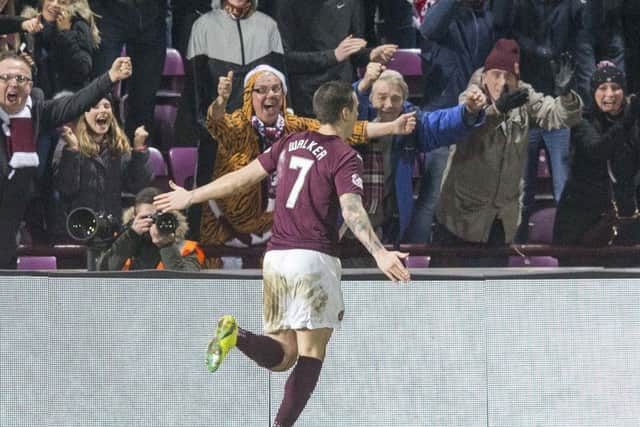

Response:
(257, 131), (364, 256)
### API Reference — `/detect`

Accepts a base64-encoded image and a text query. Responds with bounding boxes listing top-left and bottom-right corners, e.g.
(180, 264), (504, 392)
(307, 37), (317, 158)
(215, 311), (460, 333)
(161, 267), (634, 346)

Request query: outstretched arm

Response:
(339, 193), (410, 283)
(154, 159), (268, 212)
(366, 111), (417, 138)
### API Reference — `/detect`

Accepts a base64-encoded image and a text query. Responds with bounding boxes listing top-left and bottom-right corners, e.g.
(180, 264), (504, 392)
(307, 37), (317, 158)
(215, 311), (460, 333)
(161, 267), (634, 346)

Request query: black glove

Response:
(551, 52), (575, 96)
(494, 87), (529, 114)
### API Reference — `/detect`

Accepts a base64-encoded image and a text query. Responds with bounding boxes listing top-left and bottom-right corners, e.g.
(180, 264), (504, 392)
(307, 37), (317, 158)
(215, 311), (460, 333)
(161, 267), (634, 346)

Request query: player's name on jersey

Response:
(288, 138), (328, 161)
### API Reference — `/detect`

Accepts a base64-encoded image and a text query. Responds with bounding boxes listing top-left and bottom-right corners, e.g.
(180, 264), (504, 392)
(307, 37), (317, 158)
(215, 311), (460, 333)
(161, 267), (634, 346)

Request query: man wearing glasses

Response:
(0, 51), (133, 268)
(196, 64), (417, 268)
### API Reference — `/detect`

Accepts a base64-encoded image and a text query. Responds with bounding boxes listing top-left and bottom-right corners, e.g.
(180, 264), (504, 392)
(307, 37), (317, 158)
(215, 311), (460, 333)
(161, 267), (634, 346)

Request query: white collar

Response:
(0, 96), (33, 124)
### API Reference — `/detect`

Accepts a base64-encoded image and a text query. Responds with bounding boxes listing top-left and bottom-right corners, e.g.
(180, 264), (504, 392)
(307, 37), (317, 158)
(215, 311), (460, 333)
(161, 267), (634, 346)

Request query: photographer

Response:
(97, 187), (204, 271)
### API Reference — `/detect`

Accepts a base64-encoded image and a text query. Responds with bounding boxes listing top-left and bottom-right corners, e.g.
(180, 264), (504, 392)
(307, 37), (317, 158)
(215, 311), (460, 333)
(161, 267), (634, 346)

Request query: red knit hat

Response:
(484, 38), (520, 76)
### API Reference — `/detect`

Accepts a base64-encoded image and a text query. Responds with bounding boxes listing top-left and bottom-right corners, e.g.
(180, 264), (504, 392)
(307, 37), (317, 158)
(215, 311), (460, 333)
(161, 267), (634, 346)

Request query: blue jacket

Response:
(419, 0), (498, 110)
(353, 81), (484, 243)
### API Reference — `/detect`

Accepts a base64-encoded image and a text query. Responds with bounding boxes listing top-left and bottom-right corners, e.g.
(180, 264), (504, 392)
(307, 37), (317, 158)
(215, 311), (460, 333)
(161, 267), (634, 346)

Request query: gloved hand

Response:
(494, 87), (529, 114)
(552, 52), (575, 96)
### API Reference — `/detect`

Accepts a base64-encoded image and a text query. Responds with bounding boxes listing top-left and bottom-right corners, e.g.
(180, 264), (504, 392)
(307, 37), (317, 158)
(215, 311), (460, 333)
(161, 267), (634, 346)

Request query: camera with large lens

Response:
(66, 207), (120, 242)
(144, 212), (178, 234)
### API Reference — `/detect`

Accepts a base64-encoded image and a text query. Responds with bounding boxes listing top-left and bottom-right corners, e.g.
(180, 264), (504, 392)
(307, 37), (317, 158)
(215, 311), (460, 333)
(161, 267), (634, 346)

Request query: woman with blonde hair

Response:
(52, 95), (153, 240)
(21, 0), (99, 97)
(0, 0), (42, 52)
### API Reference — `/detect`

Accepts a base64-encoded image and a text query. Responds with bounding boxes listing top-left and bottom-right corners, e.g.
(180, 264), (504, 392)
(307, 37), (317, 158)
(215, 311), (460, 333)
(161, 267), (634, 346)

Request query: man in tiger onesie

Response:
(199, 64), (416, 268)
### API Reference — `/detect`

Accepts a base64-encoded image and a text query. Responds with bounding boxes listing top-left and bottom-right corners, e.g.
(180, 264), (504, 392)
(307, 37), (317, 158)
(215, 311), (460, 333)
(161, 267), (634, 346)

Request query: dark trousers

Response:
(365, 0), (417, 48)
(430, 219), (509, 268)
(0, 168), (36, 269)
(91, 2), (167, 143)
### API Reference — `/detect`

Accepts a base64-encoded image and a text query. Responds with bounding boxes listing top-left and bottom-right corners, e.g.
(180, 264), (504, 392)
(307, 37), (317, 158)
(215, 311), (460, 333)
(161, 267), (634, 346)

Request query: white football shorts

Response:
(262, 249), (344, 333)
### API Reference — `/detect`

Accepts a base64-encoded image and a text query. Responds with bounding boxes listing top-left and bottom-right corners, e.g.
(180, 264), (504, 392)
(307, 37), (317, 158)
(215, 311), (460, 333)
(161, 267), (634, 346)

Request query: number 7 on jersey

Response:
(286, 155), (314, 209)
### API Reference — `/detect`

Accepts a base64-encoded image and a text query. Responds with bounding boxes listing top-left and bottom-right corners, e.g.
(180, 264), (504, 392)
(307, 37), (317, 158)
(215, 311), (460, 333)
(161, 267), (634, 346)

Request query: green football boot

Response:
(206, 315), (238, 373)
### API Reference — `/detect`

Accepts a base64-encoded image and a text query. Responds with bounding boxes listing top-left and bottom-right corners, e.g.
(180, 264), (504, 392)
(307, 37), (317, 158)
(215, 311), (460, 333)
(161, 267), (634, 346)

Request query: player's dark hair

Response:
(312, 81), (355, 125)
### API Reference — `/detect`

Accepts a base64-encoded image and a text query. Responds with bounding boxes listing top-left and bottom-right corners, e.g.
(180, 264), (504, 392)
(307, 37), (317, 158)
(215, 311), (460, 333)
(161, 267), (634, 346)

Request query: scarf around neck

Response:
(251, 114), (285, 148)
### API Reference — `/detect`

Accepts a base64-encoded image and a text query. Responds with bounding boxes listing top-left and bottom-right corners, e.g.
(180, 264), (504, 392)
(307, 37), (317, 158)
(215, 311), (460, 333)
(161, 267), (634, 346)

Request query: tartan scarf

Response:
(362, 137), (387, 214)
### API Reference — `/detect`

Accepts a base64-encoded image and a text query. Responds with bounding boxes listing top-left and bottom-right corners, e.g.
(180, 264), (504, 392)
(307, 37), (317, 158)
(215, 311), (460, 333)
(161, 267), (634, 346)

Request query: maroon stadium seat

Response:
(405, 255), (430, 268)
(527, 207), (557, 244)
(385, 49), (423, 101)
(153, 103), (178, 151)
(508, 256), (559, 267)
(168, 147), (198, 189)
(17, 256), (57, 270)
(148, 147), (171, 192)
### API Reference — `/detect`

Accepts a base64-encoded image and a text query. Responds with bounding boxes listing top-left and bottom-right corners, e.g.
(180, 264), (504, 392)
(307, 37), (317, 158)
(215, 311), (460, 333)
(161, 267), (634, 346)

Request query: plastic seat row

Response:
(148, 146), (198, 192)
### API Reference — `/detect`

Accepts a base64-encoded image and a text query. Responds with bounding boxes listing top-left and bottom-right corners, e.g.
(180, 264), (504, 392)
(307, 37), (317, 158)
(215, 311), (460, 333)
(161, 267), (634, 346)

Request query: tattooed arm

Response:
(339, 193), (411, 282)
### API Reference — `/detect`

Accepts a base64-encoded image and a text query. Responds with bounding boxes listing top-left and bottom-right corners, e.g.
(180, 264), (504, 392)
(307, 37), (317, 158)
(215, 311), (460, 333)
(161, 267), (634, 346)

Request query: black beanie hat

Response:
(591, 65), (627, 95)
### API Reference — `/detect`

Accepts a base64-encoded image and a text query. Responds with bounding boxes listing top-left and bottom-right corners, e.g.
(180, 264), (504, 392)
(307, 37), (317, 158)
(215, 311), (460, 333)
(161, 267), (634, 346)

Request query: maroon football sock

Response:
(236, 328), (285, 369)
(273, 356), (323, 427)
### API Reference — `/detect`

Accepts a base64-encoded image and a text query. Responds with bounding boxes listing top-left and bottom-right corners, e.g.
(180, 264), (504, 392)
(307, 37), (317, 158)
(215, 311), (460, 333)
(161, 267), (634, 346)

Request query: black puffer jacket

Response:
(553, 99), (640, 245)
(30, 17), (94, 98)
(52, 144), (152, 230)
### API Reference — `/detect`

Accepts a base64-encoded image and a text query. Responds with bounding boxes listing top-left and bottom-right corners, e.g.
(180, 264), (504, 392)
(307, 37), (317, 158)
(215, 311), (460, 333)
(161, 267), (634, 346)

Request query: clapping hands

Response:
(335, 35), (367, 62)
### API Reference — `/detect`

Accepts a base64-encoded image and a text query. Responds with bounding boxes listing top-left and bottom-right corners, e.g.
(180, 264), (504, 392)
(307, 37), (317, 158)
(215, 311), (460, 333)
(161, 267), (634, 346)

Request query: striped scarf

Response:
(251, 114), (285, 200)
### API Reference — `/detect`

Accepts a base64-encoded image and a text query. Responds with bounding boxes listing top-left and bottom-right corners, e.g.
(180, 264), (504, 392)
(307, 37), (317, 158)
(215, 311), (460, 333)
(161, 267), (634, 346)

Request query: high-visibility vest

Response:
(122, 240), (205, 270)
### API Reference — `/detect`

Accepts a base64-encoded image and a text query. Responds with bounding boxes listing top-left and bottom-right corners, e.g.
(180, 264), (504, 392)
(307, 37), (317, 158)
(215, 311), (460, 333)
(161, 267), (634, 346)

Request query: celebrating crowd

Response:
(0, 0), (639, 271)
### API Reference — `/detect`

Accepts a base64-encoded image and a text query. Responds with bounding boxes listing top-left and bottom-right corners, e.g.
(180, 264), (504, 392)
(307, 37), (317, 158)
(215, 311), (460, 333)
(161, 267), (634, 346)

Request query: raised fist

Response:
(464, 86), (487, 113)
(369, 44), (398, 64)
(108, 57), (133, 82)
(133, 125), (149, 148)
(61, 125), (79, 151)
